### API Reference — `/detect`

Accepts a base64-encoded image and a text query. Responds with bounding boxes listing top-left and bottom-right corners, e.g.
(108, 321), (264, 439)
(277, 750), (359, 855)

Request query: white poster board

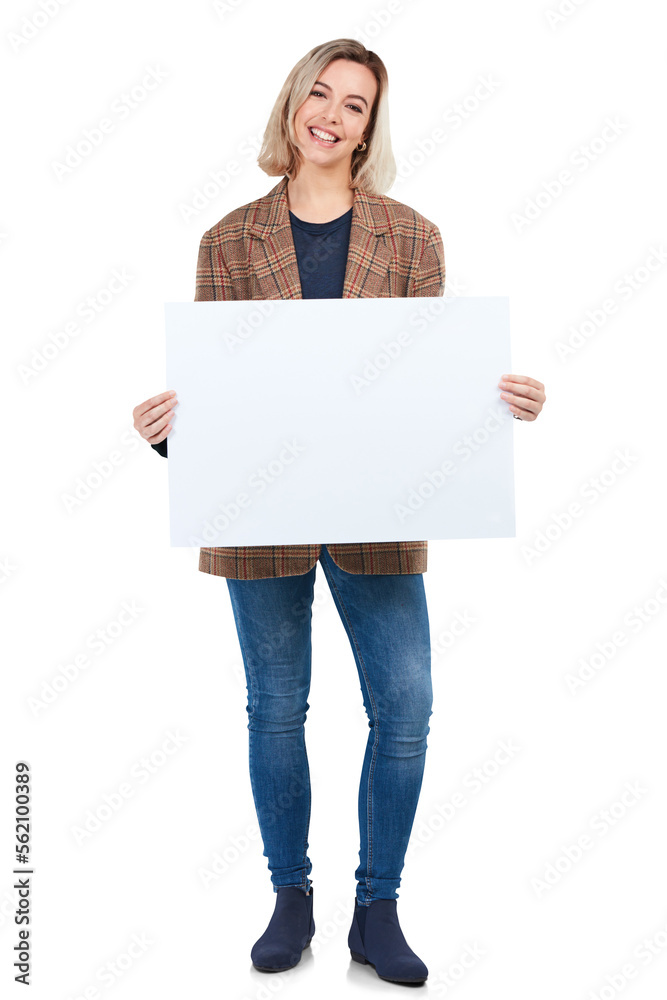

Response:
(164, 297), (515, 547)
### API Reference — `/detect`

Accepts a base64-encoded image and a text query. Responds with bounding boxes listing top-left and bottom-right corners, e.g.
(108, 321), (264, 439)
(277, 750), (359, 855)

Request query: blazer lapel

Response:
(247, 175), (392, 299)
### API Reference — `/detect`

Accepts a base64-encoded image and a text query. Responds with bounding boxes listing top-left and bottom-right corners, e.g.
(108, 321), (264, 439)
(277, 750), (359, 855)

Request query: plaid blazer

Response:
(158, 174), (445, 579)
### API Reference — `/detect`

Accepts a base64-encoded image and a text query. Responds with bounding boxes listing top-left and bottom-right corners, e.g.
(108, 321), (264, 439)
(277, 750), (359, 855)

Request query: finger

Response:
(510, 403), (536, 421)
(143, 397), (178, 431)
(500, 374), (545, 392)
(507, 384), (546, 407)
(142, 408), (174, 439)
(500, 389), (539, 409)
(133, 390), (177, 419)
(499, 377), (545, 401)
(146, 422), (172, 444)
(145, 411), (173, 442)
(499, 381), (542, 402)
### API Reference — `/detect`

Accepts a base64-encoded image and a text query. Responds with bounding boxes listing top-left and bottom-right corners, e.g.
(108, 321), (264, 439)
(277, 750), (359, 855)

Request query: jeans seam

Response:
(228, 582), (312, 894)
(227, 586), (260, 810)
(319, 554), (379, 904)
(301, 729), (312, 891)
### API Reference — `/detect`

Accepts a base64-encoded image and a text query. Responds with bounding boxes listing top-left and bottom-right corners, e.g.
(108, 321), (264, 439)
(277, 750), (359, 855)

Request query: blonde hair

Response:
(257, 38), (396, 194)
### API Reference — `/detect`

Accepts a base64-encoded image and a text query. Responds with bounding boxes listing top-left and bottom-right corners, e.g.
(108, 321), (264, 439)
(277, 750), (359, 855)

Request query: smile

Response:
(308, 126), (340, 145)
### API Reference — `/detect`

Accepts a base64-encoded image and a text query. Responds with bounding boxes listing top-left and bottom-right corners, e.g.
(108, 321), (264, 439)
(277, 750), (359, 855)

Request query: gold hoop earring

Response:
(356, 140), (367, 151)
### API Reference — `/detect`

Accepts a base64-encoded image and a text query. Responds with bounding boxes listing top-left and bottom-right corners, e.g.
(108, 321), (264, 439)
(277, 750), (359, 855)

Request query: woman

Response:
(133, 39), (546, 984)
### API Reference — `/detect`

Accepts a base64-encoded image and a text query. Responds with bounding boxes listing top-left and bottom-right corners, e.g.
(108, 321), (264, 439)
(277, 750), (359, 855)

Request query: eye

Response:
(309, 90), (363, 113)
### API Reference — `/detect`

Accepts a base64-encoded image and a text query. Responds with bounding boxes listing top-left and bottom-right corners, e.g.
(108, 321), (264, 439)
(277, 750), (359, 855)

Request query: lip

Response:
(307, 125), (340, 146)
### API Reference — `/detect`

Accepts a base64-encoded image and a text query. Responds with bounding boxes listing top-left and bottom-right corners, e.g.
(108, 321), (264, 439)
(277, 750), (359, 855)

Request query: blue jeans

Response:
(225, 544), (433, 906)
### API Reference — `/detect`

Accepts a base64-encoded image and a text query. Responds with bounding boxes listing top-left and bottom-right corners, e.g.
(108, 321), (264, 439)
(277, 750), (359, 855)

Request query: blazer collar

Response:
(246, 175), (391, 299)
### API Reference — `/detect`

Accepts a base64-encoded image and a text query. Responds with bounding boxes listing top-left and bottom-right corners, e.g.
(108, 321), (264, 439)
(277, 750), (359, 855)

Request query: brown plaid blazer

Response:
(179, 174), (445, 579)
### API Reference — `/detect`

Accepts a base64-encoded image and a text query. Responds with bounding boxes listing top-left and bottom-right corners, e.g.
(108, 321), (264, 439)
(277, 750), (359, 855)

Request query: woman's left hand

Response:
(497, 374), (546, 421)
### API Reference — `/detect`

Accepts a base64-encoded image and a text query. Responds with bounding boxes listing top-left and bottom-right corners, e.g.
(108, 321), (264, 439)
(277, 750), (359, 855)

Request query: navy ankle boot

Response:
(348, 897), (428, 983)
(251, 884), (315, 972)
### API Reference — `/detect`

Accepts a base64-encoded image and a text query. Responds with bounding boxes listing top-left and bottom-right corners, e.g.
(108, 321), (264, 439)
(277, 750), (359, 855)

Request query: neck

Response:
(286, 162), (354, 221)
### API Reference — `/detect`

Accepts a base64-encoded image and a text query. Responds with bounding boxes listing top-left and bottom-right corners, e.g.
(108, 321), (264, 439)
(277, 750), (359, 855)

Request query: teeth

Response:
(310, 127), (338, 142)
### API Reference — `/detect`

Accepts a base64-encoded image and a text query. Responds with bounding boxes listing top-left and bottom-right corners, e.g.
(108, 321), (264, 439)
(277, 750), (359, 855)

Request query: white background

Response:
(2, 1), (666, 998)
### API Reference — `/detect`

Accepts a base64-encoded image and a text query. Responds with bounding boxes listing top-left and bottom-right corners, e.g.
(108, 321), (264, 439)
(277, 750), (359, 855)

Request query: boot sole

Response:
(350, 949), (427, 984)
(252, 938), (312, 972)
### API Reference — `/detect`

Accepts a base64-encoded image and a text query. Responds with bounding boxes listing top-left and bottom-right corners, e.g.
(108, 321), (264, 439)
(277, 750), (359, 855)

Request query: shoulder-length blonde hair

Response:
(257, 38), (396, 195)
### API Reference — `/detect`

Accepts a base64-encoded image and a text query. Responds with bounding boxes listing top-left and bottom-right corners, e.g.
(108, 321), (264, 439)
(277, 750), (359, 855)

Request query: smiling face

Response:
(291, 58), (378, 170)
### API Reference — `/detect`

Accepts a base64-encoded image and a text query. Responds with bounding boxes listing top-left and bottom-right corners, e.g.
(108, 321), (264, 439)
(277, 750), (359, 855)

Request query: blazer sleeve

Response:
(409, 225), (445, 298)
(151, 229), (235, 458)
(151, 437), (168, 457)
(193, 227), (235, 301)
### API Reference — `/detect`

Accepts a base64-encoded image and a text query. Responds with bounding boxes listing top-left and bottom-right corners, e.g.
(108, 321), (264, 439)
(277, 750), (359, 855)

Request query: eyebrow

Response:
(312, 80), (369, 109)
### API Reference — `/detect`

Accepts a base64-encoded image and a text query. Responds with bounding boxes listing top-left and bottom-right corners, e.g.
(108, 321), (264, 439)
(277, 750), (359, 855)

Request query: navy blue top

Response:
(152, 207), (352, 457)
(288, 206), (353, 299)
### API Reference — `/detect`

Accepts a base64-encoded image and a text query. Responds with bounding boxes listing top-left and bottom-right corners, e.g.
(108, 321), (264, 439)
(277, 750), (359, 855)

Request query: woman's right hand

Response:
(133, 390), (178, 445)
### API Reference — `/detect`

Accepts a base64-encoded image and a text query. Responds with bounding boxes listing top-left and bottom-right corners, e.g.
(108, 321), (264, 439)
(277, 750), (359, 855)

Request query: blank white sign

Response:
(164, 297), (515, 547)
